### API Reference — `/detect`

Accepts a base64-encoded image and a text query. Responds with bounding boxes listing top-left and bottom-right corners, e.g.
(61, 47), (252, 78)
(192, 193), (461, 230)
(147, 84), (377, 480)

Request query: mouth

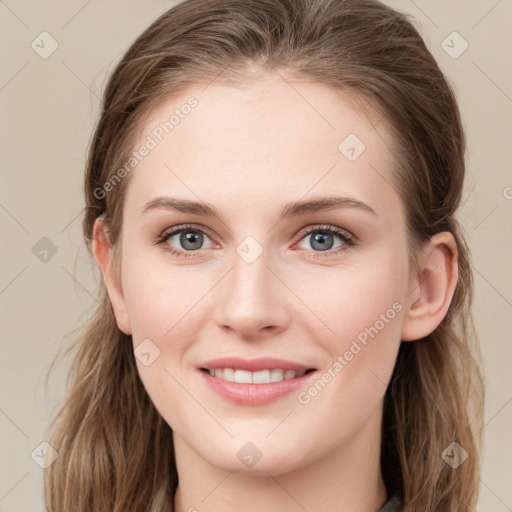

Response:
(200, 367), (316, 384)
(198, 357), (318, 405)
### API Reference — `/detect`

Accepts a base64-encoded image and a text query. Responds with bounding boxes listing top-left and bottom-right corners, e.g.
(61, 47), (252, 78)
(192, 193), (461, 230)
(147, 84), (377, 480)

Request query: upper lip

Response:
(200, 357), (315, 372)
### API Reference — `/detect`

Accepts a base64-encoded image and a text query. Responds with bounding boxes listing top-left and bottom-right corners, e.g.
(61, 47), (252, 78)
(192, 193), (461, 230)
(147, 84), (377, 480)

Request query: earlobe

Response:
(92, 217), (132, 335)
(401, 232), (459, 342)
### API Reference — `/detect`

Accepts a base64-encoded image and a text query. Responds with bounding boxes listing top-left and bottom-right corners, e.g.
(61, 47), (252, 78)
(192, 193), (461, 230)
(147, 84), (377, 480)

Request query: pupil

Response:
(181, 231), (202, 250)
(312, 232), (333, 251)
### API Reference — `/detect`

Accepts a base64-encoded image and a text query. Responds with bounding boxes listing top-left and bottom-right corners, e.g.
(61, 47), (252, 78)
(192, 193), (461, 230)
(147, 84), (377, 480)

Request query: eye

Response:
(155, 224), (215, 259)
(155, 223), (357, 259)
(295, 224), (357, 258)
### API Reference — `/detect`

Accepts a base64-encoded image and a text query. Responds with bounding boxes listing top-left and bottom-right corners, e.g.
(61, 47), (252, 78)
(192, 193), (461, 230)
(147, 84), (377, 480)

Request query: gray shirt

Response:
(376, 495), (402, 512)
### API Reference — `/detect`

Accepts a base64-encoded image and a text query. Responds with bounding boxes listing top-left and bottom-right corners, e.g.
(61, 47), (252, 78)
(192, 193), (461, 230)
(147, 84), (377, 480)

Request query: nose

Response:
(213, 244), (291, 341)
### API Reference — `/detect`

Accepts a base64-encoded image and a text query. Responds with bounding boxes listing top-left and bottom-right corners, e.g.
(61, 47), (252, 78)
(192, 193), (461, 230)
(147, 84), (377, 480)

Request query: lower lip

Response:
(199, 370), (317, 405)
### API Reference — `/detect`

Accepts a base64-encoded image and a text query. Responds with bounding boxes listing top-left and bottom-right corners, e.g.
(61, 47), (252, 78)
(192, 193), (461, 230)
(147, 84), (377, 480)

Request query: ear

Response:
(401, 231), (459, 342)
(92, 217), (132, 335)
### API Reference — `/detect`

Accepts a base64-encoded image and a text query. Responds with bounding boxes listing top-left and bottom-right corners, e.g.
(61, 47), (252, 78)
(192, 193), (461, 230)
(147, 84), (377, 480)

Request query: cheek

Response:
(307, 251), (406, 346)
(121, 259), (204, 427)
(305, 251), (406, 397)
(121, 247), (204, 341)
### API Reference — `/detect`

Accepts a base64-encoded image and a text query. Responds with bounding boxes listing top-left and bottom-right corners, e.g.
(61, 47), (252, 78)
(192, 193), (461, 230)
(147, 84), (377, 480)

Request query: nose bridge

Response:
(214, 234), (290, 336)
(232, 236), (271, 297)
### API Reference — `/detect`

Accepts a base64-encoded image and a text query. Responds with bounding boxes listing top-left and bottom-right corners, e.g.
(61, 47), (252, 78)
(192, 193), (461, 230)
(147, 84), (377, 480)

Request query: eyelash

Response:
(154, 223), (357, 259)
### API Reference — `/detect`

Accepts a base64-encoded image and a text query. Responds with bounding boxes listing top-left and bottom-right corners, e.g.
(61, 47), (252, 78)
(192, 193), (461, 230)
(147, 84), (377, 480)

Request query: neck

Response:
(172, 405), (388, 512)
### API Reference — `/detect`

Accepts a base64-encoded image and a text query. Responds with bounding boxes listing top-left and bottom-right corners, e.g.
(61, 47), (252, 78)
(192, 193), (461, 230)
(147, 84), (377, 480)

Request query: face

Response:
(107, 72), (414, 475)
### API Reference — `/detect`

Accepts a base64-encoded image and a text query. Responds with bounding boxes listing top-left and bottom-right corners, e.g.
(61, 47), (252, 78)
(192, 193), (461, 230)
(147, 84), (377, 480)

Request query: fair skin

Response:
(92, 72), (458, 512)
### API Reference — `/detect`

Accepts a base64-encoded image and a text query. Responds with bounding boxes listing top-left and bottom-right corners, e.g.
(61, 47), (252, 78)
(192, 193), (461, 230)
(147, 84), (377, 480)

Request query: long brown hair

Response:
(44, 0), (484, 510)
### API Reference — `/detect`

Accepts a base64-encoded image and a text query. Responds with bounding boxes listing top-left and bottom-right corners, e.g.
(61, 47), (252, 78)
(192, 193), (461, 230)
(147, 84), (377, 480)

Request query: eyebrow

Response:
(141, 195), (378, 221)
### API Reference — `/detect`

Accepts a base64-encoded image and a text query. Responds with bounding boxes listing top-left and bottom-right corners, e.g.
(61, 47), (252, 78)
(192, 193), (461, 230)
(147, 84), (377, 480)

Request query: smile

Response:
(198, 357), (318, 405)
(203, 368), (312, 383)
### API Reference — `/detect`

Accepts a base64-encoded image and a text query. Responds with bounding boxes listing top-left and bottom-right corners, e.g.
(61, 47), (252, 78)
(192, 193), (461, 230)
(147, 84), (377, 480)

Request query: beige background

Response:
(0, 1), (511, 510)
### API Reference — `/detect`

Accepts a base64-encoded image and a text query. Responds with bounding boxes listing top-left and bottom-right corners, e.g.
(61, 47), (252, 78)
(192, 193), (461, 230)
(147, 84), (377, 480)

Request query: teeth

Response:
(252, 369), (270, 383)
(270, 369), (284, 382)
(206, 368), (307, 383)
(234, 369), (252, 384)
(223, 368), (235, 382)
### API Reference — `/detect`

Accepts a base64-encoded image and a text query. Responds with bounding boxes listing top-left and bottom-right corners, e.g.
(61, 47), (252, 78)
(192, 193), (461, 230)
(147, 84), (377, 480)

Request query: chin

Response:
(196, 436), (311, 476)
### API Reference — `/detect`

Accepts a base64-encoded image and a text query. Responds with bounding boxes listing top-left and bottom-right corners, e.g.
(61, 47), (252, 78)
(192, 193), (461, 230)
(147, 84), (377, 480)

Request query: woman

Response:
(44, 0), (484, 510)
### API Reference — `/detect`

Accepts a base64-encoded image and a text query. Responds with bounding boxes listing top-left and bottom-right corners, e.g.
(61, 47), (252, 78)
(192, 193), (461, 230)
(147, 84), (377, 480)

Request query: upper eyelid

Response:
(160, 223), (216, 241)
(296, 224), (355, 240)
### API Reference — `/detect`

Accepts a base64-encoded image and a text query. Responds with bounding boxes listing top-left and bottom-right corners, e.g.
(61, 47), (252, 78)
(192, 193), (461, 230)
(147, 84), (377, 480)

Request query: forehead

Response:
(124, 74), (403, 225)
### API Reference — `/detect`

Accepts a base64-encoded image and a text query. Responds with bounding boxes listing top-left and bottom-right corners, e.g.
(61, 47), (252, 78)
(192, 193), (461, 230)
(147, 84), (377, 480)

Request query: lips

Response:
(198, 357), (317, 405)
